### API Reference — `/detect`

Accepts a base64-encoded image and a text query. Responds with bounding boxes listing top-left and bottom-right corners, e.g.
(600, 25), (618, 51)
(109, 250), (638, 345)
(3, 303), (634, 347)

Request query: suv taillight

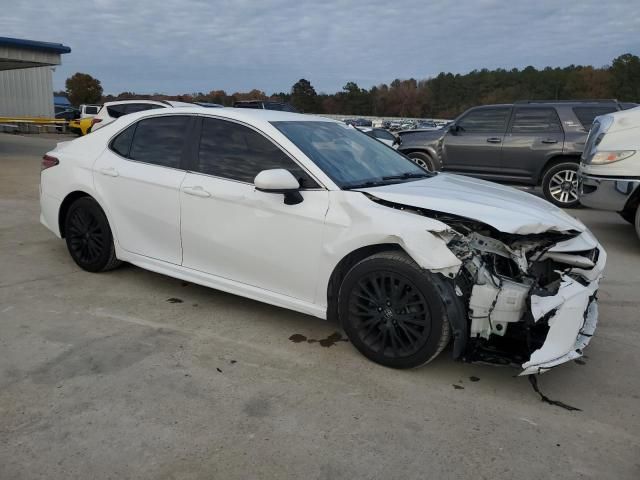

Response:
(41, 154), (59, 171)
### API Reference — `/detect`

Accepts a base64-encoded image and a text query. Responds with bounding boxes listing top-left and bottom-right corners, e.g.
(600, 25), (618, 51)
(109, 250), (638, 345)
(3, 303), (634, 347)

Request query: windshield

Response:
(271, 121), (432, 189)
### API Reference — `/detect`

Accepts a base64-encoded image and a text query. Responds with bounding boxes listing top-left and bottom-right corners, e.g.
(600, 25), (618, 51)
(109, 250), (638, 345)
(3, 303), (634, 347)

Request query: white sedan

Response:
(40, 108), (605, 374)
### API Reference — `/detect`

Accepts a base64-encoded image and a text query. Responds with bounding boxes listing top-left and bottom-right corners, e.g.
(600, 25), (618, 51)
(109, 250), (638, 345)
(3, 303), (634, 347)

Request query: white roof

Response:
(123, 106), (338, 125)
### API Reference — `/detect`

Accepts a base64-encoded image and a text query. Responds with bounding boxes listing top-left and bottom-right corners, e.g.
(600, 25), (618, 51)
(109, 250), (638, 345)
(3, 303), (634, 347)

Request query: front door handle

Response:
(99, 167), (119, 177)
(541, 138), (558, 144)
(486, 137), (502, 143)
(182, 186), (211, 198)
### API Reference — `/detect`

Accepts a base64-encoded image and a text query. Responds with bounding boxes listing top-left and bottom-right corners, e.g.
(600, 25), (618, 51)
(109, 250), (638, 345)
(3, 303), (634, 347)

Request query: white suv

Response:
(91, 100), (194, 131)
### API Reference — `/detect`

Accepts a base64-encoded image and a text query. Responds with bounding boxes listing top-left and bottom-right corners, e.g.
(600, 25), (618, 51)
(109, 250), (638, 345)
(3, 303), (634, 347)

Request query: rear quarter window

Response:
(572, 106), (618, 129)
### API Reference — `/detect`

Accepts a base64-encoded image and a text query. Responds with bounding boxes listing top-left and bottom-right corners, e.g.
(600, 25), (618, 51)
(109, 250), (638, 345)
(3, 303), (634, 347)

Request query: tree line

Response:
(63, 53), (640, 119)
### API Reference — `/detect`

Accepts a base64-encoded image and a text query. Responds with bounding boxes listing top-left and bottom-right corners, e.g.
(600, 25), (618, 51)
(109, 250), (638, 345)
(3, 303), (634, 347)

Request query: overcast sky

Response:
(2, 0), (639, 95)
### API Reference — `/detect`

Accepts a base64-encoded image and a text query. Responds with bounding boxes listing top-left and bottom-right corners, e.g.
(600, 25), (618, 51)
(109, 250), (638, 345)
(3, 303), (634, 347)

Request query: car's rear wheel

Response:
(338, 251), (451, 369)
(407, 151), (437, 172)
(64, 197), (121, 272)
(541, 162), (580, 208)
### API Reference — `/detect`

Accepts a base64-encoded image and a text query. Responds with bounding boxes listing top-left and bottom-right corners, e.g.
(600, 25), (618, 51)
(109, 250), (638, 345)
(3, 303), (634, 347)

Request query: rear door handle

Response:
(99, 167), (119, 177)
(486, 137), (502, 143)
(182, 186), (211, 198)
(541, 139), (558, 144)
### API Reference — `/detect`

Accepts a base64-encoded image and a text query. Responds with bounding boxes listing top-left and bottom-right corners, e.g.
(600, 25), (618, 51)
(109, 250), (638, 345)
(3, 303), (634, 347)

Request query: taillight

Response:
(41, 154), (59, 171)
(91, 118), (102, 126)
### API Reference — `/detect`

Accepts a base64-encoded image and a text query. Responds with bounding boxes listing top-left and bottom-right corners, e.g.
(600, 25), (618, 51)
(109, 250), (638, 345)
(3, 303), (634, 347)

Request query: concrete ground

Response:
(1, 133), (639, 480)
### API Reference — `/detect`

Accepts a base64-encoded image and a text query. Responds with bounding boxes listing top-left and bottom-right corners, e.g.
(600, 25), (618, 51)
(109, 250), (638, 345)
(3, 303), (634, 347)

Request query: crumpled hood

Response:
(358, 173), (586, 235)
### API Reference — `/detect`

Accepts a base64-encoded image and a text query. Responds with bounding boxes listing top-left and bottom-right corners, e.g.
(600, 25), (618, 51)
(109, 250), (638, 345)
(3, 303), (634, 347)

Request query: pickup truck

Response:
(579, 107), (640, 239)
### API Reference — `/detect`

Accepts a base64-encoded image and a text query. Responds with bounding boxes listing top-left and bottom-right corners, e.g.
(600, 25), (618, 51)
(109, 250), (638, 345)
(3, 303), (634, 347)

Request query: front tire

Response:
(338, 251), (451, 369)
(541, 162), (580, 208)
(407, 151), (437, 172)
(64, 197), (121, 272)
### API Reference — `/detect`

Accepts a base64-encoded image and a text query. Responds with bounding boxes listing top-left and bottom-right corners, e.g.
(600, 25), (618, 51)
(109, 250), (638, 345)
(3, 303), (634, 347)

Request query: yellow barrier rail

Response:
(0, 117), (68, 124)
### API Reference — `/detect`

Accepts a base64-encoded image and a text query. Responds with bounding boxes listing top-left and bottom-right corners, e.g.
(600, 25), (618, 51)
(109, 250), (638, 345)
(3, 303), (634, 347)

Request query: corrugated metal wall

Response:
(0, 66), (54, 117)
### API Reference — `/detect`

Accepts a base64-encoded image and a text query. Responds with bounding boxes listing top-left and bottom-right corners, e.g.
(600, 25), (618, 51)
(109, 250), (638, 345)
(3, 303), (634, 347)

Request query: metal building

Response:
(0, 37), (71, 117)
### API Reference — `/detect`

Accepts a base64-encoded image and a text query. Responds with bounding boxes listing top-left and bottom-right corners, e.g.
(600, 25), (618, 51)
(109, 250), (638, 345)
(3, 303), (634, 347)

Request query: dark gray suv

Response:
(398, 100), (629, 207)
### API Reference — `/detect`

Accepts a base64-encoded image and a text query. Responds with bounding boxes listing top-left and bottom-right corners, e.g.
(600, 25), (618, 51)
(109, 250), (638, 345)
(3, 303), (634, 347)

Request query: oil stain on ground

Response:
(288, 332), (349, 347)
(166, 298), (183, 304)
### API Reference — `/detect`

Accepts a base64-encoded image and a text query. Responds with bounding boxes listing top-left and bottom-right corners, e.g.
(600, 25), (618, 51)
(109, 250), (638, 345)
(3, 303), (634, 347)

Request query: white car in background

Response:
(40, 108), (605, 375)
(579, 106), (640, 239)
(79, 104), (101, 118)
(91, 99), (194, 131)
(357, 127), (399, 148)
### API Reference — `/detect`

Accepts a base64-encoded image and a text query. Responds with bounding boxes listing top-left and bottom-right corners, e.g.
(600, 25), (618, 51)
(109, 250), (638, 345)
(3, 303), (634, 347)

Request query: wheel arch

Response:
(58, 191), (112, 239)
(326, 243), (405, 324)
(326, 242), (468, 359)
(400, 147), (441, 168)
(537, 155), (580, 185)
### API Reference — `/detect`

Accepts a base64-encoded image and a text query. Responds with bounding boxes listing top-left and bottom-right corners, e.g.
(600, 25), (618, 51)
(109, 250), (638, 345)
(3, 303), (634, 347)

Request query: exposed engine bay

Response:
(366, 193), (605, 375)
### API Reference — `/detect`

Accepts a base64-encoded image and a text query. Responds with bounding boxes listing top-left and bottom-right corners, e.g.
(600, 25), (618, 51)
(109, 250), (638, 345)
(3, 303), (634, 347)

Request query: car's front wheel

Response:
(407, 151), (437, 172)
(64, 197), (121, 272)
(338, 251), (451, 369)
(541, 162), (580, 208)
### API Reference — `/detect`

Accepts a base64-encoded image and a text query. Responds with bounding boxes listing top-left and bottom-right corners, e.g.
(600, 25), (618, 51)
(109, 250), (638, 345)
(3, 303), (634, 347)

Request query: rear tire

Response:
(541, 162), (580, 208)
(407, 151), (437, 172)
(64, 197), (121, 272)
(338, 251), (451, 369)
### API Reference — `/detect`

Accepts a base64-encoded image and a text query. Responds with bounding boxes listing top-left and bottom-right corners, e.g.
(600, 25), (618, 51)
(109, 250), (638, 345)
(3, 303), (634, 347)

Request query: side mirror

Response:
(393, 135), (402, 146)
(448, 123), (459, 134)
(254, 169), (303, 205)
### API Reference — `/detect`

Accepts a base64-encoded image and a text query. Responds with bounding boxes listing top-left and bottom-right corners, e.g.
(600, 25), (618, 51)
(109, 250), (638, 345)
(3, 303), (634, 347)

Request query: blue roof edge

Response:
(0, 36), (71, 54)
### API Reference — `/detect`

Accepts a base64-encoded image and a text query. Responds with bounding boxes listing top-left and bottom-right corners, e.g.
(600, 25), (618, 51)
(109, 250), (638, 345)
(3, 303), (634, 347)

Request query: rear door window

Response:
(457, 108), (511, 133)
(510, 108), (562, 133)
(197, 117), (318, 188)
(572, 106), (617, 129)
(128, 116), (190, 168)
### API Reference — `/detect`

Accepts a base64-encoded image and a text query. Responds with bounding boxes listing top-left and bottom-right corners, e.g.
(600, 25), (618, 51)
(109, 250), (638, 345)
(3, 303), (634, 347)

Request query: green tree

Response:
(609, 53), (640, 101)
(290, 79), (318, 113)
(65, 73), (103, 106)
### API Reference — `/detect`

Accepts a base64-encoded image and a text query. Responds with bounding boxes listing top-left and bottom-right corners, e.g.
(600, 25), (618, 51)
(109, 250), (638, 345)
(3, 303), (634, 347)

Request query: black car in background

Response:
(397, 100), (632, 207)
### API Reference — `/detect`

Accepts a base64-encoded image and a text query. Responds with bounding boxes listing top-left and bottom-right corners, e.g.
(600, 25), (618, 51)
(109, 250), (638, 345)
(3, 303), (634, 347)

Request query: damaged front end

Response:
(368, 194), (606, 375)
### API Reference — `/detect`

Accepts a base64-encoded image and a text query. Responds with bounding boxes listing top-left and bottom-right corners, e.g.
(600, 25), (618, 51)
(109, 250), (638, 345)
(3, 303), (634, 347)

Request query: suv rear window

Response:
(572, 106), (618, 129)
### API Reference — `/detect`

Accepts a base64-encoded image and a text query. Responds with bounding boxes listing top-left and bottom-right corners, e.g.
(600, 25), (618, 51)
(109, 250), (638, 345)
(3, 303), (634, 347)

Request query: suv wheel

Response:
(64, 197), (121, 272)
(338, 251), (451, 369)
(407, 152), (436, 172)
(542, 162), (580, 208)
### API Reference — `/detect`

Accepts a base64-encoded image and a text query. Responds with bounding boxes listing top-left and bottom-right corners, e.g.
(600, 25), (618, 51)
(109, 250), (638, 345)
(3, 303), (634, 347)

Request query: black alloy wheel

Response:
(64, 197), (121, 272)
(339, 251), (451, 369)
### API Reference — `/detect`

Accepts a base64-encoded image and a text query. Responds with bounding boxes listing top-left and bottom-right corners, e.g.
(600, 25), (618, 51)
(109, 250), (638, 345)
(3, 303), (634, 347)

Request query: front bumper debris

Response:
(520, 278), (599, 375)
